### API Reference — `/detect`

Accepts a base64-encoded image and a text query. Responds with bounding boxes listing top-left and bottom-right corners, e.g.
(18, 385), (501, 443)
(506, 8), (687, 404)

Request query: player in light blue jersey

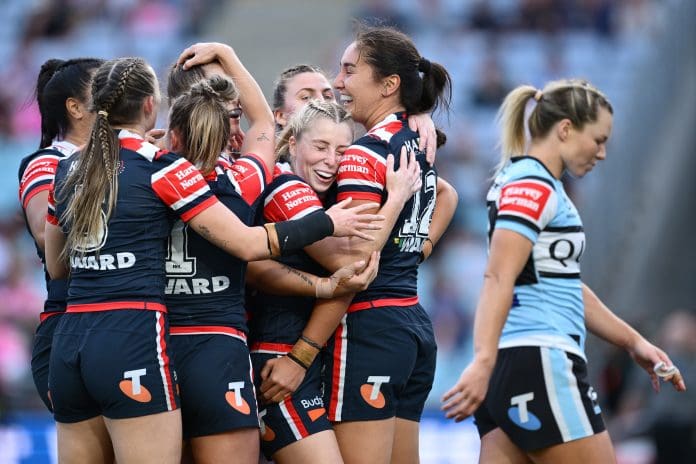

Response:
(442, 79), (686, 464)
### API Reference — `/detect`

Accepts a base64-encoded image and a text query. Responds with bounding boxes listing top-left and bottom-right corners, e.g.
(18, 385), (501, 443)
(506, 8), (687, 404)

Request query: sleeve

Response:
(336, 137), (387, 204)
(19, 151), (62, 209)
(494, 177), (558, 243)
(225, 154), (270, 206)
(46, 181), (59, 226)
(150, 153), (219, 222)
(262, 175), (323, 222)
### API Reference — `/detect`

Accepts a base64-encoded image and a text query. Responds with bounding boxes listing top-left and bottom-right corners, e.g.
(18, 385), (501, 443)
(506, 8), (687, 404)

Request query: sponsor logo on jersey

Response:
(499, 180), (552, 222)
(507, 392), (541, 430)
(587, 386), (601, 414)
(307, 408), (326, 422)
(300, 395), (324, 410)
(225, 381), (251, 414)
(119, 368), (152, 403)
(360, 375), (390, 409)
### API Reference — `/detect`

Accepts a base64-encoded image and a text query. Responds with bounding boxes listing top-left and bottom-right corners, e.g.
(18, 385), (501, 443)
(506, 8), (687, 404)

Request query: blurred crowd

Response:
(0, 0), (692, 461)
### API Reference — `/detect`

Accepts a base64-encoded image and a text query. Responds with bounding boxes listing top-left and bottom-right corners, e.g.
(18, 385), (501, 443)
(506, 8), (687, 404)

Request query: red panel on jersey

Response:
(151, 158), (215, 221)
(336, 145), (386, 203)
(228, 155), (268, 205)
(498, 180), (552, 222)
(264, 180), (322, 222)
(19, 154), (61, 208)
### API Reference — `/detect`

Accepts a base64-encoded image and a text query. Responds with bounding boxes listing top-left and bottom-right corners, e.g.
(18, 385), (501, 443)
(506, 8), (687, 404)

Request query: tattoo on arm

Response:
(282, 264), (314, 288)
(256, 132), (270, 142)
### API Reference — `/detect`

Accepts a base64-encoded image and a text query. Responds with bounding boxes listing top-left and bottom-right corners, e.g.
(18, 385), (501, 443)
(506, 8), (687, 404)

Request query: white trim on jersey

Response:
(263, 179), (315, 207)
(279, 400), (303, 440)
(169, 186), (211, 211)
(499, 334), (586, 361)
(336, 178), (383, 190)
(151, 157), (188, 183)
(346, 144), (387, 167)
(333, 315), (349, 422)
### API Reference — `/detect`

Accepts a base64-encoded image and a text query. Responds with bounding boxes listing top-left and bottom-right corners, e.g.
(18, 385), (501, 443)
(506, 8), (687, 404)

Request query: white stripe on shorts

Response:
(155, 312), (174, 410)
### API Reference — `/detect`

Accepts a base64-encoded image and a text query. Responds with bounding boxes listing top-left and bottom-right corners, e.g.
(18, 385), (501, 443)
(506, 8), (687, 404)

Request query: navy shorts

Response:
(31, 312), (63, 412)
(323, 300), (437, 423)
(170, 327), (259, 439)
(474, 346), (606, 451)
(251, 343), (333, 459)
(49, 309), (179, 423)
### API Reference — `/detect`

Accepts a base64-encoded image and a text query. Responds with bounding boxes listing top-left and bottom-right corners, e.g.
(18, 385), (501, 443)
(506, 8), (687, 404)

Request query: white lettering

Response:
(165, 276), (230, 295)
(510, 392), (535, 423)
(366, 375), (390, 400)
(228, 381), (245, 406)
(124, 368), (147, 394)
(70, 252), (136, 270)
(300, 395), (324, 409)
(174, 165), (197, 180)
(180, 173), (203, 189)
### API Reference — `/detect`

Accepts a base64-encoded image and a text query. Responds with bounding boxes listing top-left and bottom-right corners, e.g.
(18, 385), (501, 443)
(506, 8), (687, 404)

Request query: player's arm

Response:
(45, 221), (68, 279)
(178, 42), (276, 172)
(420, 176), (458, 262)
(583, 284), (686, 392)
(25, 191), (50, 251)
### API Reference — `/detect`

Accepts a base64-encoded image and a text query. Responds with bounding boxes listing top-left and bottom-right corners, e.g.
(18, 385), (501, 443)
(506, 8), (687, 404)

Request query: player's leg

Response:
(334, 418), (396, 464)
(528, 430), (616, 464)
(479, 427), (533, 464)
(56, 417), (114, 463)
(272, 429), (344, 464)
(105, 410), (182, 464)
(189, 427), (260, 464)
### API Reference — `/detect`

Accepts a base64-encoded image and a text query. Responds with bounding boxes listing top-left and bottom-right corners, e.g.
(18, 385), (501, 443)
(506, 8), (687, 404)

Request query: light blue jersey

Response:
(487, 157), (586, 359)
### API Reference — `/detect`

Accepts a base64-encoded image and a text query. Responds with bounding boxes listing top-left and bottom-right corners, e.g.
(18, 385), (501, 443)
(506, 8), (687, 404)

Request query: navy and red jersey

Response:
(48, 130), (217, 311)
(247, 164), (332, 345)
(165, 154), (270, 330)
(336, 112), (437, 302)
(18, 140), (78, 314)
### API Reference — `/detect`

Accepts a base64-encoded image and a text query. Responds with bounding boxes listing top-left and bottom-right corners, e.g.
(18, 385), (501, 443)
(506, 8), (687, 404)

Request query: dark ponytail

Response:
(35, 57), (104, 148)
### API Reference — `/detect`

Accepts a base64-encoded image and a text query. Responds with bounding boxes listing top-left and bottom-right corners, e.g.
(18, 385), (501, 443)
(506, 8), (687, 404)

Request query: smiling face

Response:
(275, 71), (335, 128)
(333, 41), (385, 128)
(562, 106), (613, 177)
(289, 117), (353, 195)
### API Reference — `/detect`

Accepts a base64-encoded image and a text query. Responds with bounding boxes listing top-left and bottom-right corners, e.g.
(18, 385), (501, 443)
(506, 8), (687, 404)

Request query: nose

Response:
(596, 145), (606, 160)
(333, 72), (344, 90)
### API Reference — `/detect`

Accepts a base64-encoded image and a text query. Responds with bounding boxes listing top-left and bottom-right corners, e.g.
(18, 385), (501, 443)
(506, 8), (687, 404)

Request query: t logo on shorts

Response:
(360, 375), (390, 409)
(119, 368), (152, 402)
(225, 381), (251, 414)
(587, 386), (601, 414)
(508, 392), (542, 430)
(259, 409), (276, 442)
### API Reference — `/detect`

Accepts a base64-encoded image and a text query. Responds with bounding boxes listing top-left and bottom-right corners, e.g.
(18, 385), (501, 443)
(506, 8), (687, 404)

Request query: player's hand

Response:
(178, 42), (233, 70)
(628, 337), (686, 392)
(441, 358), (494, 422)
(407, 112), (437, 165)
(145, 128), (167, 149)
(325, 198), (384, 241)
(385, 147), (422, 206)
(260, 356), (307, 403)
(317, 251), (380, 298)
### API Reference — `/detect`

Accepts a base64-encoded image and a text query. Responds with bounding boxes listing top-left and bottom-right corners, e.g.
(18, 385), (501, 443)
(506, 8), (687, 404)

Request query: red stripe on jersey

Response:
(264, 181), (322, 222)
(347, 296), (419, 313)
(66, 301), (167, 312)
(228, 155), (266, 205)
(46, 184), (58, 224)
(119, 137), (144, 153)
(19, 154), (61, 208)
(151, 158), (211, 213)
(249, 342), (293, 354)
(46, 212), (59, 226)
(156, 313), (178, 411)
(244, 153), (272, 184)
(170, 325), (247, 342)
(367, 120), (403, 140)
(178, 195), (218, 223)
(335, 144), (386, 202)
(283, 399), (309, 438)
(328, 322), (345, 421)
(499, 180), (553, 222)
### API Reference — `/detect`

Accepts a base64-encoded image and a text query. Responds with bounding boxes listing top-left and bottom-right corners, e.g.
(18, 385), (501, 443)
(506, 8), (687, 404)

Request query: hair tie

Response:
(533, 90), (543, 102)
(98, 110), (109, 118)
(418, 57), (431, 74)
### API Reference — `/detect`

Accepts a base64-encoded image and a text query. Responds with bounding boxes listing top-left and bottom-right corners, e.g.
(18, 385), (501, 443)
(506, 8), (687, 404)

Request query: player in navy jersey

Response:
(273, 25), (455, 464)
(17, 57), (103, 414)
(441, 79), (686, 464)
(245, 100), (422, 463)
(43, 55), (382, 464)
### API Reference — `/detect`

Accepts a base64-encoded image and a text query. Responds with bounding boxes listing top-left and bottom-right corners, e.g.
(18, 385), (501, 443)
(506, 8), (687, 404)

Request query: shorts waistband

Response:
(347, 296), (419, 313)
(170, 325), (247, 342)
(39, 310), (64, 322)
(66, 301), (167, 313)
(250, 342), (293, 354)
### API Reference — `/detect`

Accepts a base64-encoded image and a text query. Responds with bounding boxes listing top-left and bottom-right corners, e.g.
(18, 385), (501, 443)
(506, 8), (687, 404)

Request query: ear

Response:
(381, 74), (401, 98)
(143, 95), (155, 116)
(556, 118), (573, 142)
(288, 135), (297, 157)
(65, 97), (84, 120)
(274, 110), (287, 128)
(169, 128), (183, 152)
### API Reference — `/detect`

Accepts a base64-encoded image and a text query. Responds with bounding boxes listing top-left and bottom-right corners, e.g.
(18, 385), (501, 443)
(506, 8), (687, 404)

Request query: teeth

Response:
(315, 171), (334, 180)
(340, 95), (353, 103)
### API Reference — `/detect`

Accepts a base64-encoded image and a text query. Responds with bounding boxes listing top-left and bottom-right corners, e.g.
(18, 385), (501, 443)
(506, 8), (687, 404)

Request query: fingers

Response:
(386, 153), (395, 174)
(332, 197), (352, 209)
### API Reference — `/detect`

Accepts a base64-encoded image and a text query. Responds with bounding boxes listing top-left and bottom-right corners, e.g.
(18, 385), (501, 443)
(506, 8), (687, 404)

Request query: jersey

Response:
(165, 154), (270, 329)
(486, 156), (586, 359)
(18, 140), (78, 314)
(47, 130), (217, 310)
(336, 112), (437, 302)
(247, 164), (329, 345)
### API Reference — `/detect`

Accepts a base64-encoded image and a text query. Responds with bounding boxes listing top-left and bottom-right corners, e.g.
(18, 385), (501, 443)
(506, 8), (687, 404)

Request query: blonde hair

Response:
(496, 78), (613, 174)
(58, 57), (157, 260)
(276, 99), (353, 162)
(168, 75), (234, 175)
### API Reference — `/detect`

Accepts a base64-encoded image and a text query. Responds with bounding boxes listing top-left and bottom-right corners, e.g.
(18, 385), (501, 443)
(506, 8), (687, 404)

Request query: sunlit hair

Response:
(276, 99), (353, 163)
(495, 78), (613, 174)
(36, 57), (104, 148)
(58, 57), (157, 260)
(169, 75), (233, 175)
(166, 60), (240, 104)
